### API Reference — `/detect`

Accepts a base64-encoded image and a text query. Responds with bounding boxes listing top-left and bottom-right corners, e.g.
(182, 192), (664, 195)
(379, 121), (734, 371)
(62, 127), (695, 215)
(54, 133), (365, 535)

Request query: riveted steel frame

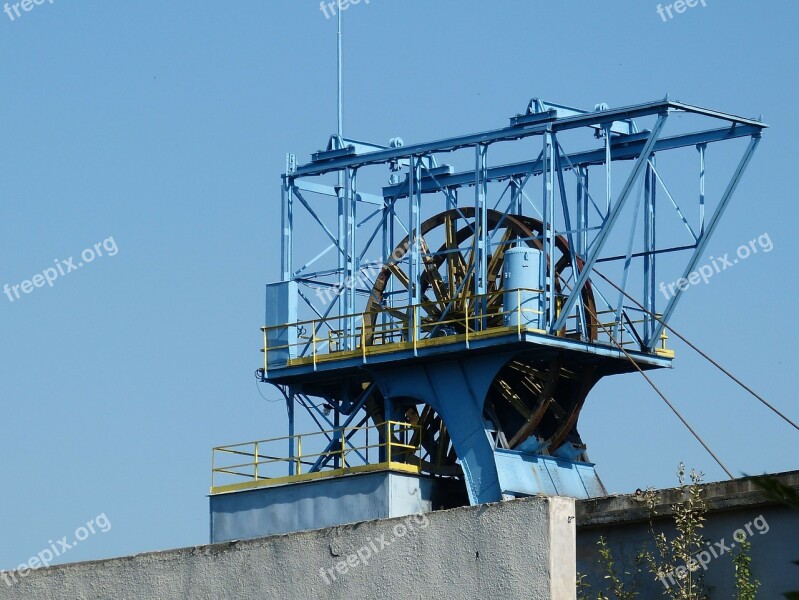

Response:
(274, 98), (766, 475)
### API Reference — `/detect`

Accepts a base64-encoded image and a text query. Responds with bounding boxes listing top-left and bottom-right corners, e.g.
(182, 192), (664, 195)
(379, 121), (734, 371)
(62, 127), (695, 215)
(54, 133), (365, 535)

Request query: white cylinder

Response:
(503, 247), (542, 328)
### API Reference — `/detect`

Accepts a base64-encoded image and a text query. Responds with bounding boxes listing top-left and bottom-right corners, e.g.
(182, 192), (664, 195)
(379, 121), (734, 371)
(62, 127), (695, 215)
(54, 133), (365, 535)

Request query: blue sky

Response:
(1, 0), (797, 569)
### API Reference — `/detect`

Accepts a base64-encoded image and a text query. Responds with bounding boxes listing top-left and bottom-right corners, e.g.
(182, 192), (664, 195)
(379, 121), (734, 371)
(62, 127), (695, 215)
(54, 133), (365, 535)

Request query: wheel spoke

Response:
(419, 235), (448, 308)
(387, 262), (410, 289)
(444, 215), (468, 295)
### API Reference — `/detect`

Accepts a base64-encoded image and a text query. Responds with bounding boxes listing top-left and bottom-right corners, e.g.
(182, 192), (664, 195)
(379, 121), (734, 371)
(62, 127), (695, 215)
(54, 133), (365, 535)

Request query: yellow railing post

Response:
(210, 420), (433, 494)
(361, 315), (366, 361)
(386, 421), (392, 463)
(211, 449), (216, 490)
(297, 435), (302, 475)
(412, 305), (417, 353)
(311, 320), (317, 369)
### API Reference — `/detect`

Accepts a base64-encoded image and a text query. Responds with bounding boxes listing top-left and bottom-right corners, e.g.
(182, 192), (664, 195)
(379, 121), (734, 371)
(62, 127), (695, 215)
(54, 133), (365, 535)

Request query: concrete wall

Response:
(576, 471), (799, 598)
(1, 496), (576, 600)
(6, 472), (796, 598)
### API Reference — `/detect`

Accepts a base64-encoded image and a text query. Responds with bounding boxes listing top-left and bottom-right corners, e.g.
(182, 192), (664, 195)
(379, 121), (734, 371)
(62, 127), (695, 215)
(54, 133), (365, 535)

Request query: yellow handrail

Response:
(211, 421), (423, 493)
(260, 286), (670, 363)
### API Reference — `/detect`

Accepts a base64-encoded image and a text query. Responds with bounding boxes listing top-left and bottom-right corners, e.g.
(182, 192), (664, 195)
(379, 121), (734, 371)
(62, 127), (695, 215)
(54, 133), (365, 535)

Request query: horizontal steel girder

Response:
(290, 100), (765, 178)
(381, 124), (763, 199)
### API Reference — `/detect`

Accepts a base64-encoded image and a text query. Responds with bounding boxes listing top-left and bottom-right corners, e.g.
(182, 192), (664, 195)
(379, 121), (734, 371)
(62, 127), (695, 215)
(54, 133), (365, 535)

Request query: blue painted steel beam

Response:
(381, 124), (763, 199)
(346, 169), (357, 345)
(541, 132), (554, 328)
(310, 383), (376, 472)
(643, 161), (657, 344)
(519, 98), (637, 135)
(280, 177), (292, 281)
(287, 388), (295, 476)
(595, 244), (696, 264)
(266, 329), (674, 385)
(291, 101), (765, 177)
(554, 138), (586, 336)
(293, 179), (383, 206)
(475, 145), (489, 305)
(298, 394), (368, 465)
(408, 157), (421, 341)
(613, 175), (644, 340)
(577, 167), (588, 259)
(553, 114), (669, 333)
(647, 134), (763, 347)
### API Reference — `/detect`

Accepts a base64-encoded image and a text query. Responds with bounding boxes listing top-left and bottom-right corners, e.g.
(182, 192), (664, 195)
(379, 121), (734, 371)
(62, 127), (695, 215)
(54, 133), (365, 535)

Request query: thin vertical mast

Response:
(337, 8), (343, 144)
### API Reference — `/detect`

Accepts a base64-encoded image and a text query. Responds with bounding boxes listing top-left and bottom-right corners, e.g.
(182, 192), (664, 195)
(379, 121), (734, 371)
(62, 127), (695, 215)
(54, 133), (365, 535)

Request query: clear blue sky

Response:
(1, 0), (797, 569)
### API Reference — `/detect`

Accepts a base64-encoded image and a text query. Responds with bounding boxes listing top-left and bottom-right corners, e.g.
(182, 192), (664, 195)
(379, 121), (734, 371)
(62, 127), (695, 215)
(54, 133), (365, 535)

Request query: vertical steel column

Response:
(510, 177), (522, 216)
(540, 133), (552, 330)
(381, 195), (391, 331)
(281, 154), (295, 475)
(336, 6), (345, 347)
(386, 197), (396, 329)
(445, 189), (458, 211)
(644, 157), (657, 346)
(337, 8), (343, 143)
(554, 114), (668, 332)
(604, 125), (612, 217)
(382, 198), (392, 266)
(286, 387), (296, 476)
(408, 157), (421, 342)
(346, 168), (357, 345)
(548, 137), (556, 331)
(576, 167), (588, 260)
(281, 171), (294, 281)
(333, 402), (341, 469)
(698, 144), (706, 237)
(475, 144), (489, 327)
(576, 165), (591, 339)
(554, 141), (585, 337)
(541, 132), (557, 331)
(336, 170), (346, 347)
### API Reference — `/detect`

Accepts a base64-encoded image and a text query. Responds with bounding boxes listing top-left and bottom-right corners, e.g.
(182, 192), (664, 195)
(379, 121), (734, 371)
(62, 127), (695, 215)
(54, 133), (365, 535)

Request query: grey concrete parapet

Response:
(1, 495), (576, 600)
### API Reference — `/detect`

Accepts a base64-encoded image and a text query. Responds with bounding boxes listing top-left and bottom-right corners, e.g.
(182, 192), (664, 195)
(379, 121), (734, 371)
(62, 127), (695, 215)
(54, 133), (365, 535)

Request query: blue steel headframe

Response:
(279, 98), (765, 352)
(267, 97), (766, 502)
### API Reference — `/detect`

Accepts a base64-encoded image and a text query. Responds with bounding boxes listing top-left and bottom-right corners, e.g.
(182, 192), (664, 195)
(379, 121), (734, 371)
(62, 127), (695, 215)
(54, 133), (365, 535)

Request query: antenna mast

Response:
(337, 8), (343, 143)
